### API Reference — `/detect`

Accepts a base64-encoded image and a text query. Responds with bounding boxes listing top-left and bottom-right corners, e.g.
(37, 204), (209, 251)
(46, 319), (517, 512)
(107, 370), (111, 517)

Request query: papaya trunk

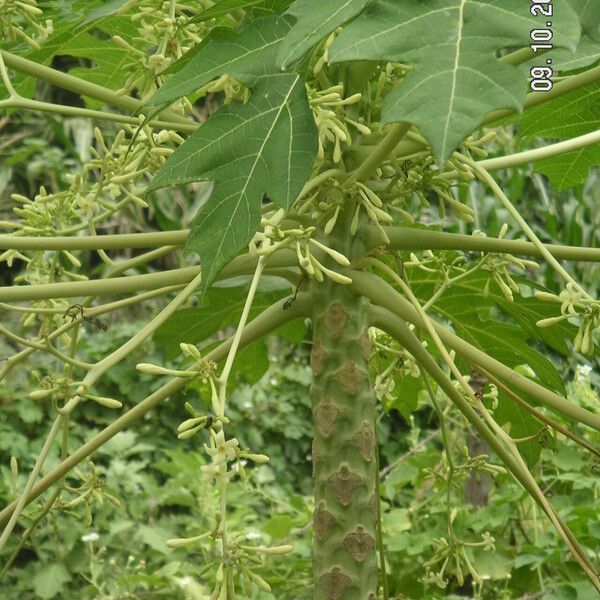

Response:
(309, 212), (379, 600)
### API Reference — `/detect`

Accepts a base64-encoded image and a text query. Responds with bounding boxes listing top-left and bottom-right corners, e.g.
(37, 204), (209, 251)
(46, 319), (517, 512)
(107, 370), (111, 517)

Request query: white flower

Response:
(81, 532), (99, 542)
(204, 430), (239, 466)
(579, 364), (592, 377)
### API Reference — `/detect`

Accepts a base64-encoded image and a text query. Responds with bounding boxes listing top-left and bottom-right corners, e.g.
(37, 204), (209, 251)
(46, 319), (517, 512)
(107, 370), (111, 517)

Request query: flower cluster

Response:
(7, 125), (181, 228)
(308, 83), (369, 163)
(249, 208), (352, 284)
(0, 0), (52, 49)
(472, 225), (540, 301)
(535, 282), (600, 355)
(60, 462), (121, 527)
(369, 327), (423, 407)
(422, 530), (496, 590)
(113, 0), (213, 107)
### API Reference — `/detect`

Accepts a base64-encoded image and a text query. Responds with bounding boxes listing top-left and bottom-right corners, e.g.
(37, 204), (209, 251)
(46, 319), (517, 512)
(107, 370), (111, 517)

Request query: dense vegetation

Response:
(1, 1), (600, 599)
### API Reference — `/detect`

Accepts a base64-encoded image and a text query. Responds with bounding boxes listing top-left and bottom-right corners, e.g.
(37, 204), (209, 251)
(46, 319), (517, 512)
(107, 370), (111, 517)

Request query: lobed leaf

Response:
(147, 15), (292, 107)
(147, 74), (317, 290)
(276, 0), (370, 70)
(328, 0), (580, 164)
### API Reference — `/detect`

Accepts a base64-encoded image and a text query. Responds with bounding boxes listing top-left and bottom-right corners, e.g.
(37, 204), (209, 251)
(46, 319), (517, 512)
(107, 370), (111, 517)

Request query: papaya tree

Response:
(1, 0), (600, 598)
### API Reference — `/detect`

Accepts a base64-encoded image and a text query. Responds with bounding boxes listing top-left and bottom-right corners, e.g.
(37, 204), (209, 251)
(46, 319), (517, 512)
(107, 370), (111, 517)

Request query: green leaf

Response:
(549, 36), (600, 72)
(80, 0), (130, 24)
(495, 295), (578, 356)
(535, 146), (600, 191)
(494, 390), (543, 466)
(32, 563), (70, 599)
(137, 524), (175, 555)
(409, 269), (566, 394)
(147, 15), (291, 107)
(191, 0), (265, 23)
(568, 0), (600, 41)
(455, 320), (565, 395)
(57, 29), (131, 106)
(262, 514), (297, 539)
(154, 280), (292, 359)
(519, 83), (600, 140)
(276, 0), (370, 70)
(329, 0), (580, 163)
(148, 74), (317, 290)
(518, 83), (600, 189)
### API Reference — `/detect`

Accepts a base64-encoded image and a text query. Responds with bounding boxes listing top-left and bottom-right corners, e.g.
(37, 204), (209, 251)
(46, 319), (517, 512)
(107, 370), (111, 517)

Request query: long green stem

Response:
(0, 417), (63, 553)
(463, 157), (592, 298)
(0, 293), (311, 527)
(0, 96), (195, 132)
(350, 270), (600, 431)
(217, 256), (266, 415)
(371, 227), (600, 262)
(0, 50), (189, 126)
(5, 227), (600, 265)
(369, 305), (600, 591)
(430, 128), (600, 176)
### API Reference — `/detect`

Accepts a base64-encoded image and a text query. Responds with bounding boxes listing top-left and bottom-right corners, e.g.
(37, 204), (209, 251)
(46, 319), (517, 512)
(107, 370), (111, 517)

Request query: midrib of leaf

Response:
(211, 75), (301, 264)
(442, 0), (466, 163)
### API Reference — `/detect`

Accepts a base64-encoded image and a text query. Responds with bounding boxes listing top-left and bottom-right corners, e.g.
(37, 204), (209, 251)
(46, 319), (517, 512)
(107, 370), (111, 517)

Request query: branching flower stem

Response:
(217, 256), (266, 416)
(350, 269), (600, 431)
(368, 305), (600, 592)
(475, 366), (600, 460)
(0, 50), (191, 128)
(0, 271), (204, 551)
(0, 417), (63, 554)
(0, 294), (312, 529)
(0, 285), (184, 382)
(422, 375), (458, 548)
(462, 156), (592, 299)
(60, 270), (204, 414)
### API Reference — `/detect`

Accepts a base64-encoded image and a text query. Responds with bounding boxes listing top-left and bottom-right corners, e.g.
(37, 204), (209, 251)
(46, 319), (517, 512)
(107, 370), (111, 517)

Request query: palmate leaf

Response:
(535, 147), (600, 191)
(518, 83), (600, 189)
(327, 0), (580, 164)
(408, 269), (566, 394)
(568, 0), (600, 41)
(154, 279), (302, 359)
(147, 15), (292, 107)
(276, 0), (370, 70)
(147, 74), (317, 290)
(546, 36), (600, 72)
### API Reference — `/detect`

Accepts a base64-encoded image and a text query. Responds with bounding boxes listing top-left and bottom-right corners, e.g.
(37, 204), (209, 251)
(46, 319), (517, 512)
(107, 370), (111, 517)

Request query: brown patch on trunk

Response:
(318, 567), (353, 600)
(328, 465), (363, 505)
(352, 422), (376, 461)
(343, 526), (374, 562)
(314, 397), (340, 438)
(323, 302), (349, 339)
(335, 362), (366, 396)
(313, 501), (336, 541)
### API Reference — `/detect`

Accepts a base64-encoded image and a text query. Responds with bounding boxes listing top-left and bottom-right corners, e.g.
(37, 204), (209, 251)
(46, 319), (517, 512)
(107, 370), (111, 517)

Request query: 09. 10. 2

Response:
(529, 0), (553, 92)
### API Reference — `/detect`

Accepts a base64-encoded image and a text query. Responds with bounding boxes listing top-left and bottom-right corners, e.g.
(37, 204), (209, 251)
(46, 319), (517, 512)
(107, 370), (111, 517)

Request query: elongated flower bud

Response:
(87, 395), (122, 409)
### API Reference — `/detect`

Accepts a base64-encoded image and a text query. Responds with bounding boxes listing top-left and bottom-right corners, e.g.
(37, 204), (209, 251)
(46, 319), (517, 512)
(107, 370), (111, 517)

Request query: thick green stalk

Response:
(350, 270), (600, 431)
(0, 50), (190, 127)
(374, 227), (600, 262)
(310, 214), (378, 600)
